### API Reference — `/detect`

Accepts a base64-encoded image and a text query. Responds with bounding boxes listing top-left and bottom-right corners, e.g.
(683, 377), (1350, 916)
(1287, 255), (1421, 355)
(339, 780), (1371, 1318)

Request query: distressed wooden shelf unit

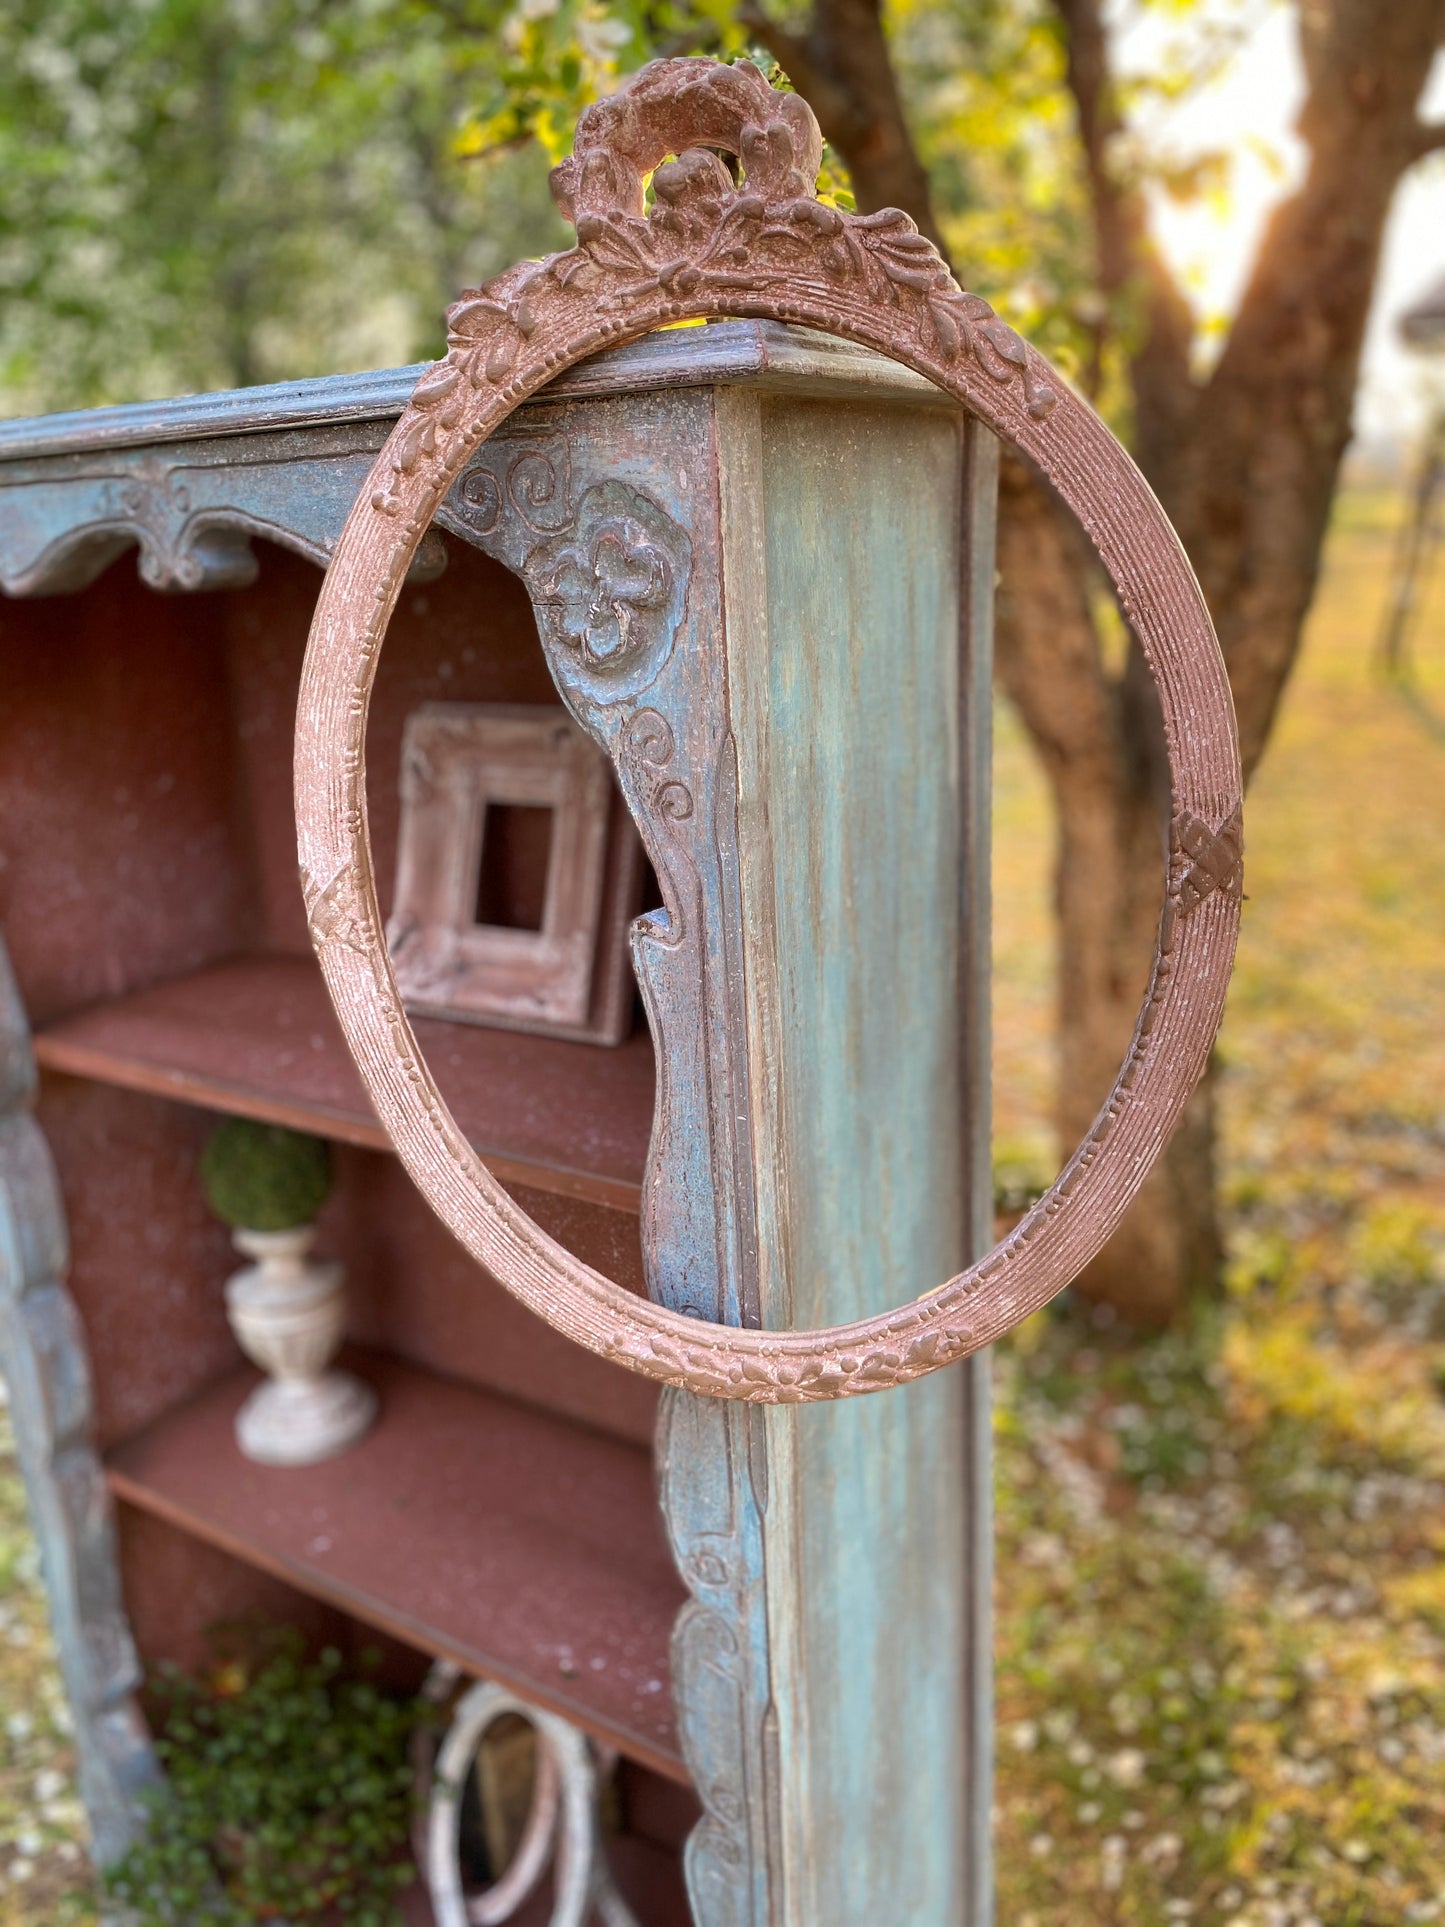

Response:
(0, 318), (996, 1924)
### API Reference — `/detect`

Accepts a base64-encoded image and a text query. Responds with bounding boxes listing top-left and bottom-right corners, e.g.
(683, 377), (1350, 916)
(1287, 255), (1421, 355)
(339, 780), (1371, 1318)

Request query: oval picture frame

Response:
(295, 56), (1243, 1404)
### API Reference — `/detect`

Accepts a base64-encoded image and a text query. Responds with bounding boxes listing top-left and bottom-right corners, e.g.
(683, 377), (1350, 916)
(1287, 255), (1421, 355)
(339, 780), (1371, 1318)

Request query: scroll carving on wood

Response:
(296, 53), (1244, 1402)
(0, 423), (447, 598)
(444, 424), (761, 1330)
(449, 413), (779, 1921)
(0, 936), (158, 1862)
(658, 1393), (779, 1927)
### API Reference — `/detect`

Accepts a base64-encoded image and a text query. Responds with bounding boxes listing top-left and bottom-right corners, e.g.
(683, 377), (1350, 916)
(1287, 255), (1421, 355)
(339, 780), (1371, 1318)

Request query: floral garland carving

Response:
(371, 58), (1055, 518)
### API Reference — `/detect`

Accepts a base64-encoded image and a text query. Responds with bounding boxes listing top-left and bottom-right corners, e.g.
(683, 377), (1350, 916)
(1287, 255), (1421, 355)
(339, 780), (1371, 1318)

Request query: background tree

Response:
(734, 0), (1445, 1322)
(3, 0), (1442, 1323)
(0, 0), (574, 403)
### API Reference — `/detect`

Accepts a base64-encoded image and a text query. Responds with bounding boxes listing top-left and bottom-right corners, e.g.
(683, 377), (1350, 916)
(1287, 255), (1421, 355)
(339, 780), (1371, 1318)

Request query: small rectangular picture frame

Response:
(386, 702), (644, 1045)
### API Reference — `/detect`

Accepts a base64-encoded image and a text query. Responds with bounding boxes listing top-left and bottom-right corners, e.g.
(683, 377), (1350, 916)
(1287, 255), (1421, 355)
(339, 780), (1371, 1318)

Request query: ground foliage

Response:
(0, 493), (1440, 1922)
(105, 1639), (419, 1924)
(991, 494), (1445, 1924)
(0, 1393), (96, 1925)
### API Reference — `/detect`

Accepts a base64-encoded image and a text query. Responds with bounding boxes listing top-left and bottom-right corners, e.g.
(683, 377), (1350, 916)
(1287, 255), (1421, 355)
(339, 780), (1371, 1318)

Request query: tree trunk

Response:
(991, 460), (1220, 1323)
(993, 0), (1444, 1324)
(739, 0), (946, 249)
(761, 0), (1445, 1323)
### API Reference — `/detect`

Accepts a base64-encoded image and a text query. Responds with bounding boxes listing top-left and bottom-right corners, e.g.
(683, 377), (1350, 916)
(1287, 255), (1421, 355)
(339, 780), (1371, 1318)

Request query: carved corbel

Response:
(445, 425), (781, 1925)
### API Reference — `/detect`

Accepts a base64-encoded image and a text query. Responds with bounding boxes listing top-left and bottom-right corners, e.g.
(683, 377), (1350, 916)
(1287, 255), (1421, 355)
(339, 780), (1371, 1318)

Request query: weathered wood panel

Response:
(0, 937), (157, 1862)
(718, 392), (990, 1924)
(454, 368), (997, 1922)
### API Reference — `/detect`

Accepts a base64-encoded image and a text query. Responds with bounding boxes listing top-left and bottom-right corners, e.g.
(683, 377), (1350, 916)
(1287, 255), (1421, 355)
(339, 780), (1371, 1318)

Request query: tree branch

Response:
(1050, 0), (1131, 292)
(1181, 0), (1445, 782)
(737, 0), (946, 252)
(1048, 0), (1195, 474)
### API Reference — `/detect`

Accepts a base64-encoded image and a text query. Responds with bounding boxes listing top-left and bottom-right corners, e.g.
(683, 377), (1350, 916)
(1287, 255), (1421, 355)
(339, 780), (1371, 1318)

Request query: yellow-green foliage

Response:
(1224, 1306), (1445, 1476)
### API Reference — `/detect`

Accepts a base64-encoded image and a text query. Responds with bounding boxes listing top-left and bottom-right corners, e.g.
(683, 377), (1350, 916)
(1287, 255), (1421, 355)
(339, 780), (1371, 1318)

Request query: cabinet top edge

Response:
(0, 323), (954, 467)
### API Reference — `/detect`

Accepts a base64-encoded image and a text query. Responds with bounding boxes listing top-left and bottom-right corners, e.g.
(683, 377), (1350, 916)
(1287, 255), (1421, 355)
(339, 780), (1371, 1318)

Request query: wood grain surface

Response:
(107, 1348), (688, 1780)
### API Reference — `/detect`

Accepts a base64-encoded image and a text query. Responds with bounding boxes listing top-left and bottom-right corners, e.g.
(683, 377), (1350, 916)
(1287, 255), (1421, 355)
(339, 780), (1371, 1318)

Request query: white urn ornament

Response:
(201, 1120), (376, 1467)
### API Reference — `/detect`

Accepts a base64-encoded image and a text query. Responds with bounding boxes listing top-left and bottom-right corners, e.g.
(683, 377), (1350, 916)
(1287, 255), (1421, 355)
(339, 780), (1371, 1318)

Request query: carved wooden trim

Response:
(0, 935), (158, 1862)
(0, 325), (954, 601)
(295, 54), (1243, 1403)
(1174, 803), (1245, 914)
(446, 403), (783, 1921)
(658, 1391), (780, 1923)
(0, 422), (446, 597)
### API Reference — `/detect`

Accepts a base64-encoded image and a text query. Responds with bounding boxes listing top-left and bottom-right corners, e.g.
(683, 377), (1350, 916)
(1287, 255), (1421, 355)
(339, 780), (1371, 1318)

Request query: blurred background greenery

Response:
(11, 0), (1433, 427)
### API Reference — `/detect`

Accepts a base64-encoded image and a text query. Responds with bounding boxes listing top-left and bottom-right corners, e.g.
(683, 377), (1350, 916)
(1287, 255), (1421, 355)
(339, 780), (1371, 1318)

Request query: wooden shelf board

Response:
(107, 1350), (687, 1783)
(33, 954), (653, 1211)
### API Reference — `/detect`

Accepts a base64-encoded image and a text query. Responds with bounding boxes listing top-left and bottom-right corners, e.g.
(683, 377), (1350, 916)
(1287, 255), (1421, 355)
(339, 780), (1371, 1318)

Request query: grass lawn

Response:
(0, 488), (1441, 1921)
(0, 1395), (95, 1924)
(992, 488), (1445, 1925)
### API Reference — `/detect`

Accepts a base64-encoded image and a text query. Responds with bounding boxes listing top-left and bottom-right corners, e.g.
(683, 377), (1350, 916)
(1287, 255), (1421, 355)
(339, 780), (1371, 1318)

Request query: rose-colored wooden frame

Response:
(296, 56), (1243, 1403)
(387, 703), (640, 1044)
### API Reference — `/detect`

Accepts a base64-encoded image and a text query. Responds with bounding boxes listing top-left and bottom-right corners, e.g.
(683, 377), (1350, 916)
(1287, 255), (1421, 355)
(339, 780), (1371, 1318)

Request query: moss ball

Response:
(200, 1119), (332, 1231)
